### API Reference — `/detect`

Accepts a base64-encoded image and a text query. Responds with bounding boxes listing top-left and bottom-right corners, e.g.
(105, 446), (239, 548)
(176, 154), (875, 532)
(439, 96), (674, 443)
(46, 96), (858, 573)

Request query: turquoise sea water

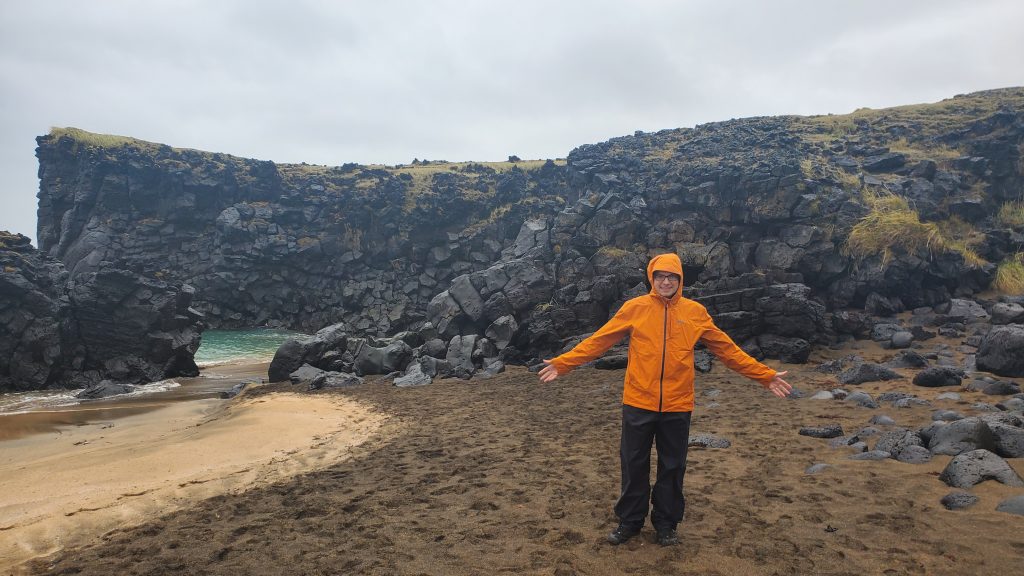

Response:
(194, 329), (306, 367)
(0, 329), (304, 415)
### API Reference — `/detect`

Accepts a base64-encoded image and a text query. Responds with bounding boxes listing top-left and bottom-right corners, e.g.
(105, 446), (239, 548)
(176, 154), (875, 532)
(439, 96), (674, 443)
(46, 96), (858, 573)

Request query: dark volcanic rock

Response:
(76, 380), (136, 399)
(940, 491), (979, 510)
(976, 324), (1024, 377)
(799, 424), (844, 438)
(1, 231), (204, 392)
(939, 449), (1024, 488)
(27, 90), (1024, 374)
(837, 362), (901, 385)
(912, 367), (963, 387)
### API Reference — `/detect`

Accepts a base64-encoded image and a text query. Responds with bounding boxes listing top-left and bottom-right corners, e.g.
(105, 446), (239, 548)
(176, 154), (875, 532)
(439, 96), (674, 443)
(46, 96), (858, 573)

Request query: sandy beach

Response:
(1, 364), (388, 575)
(4, 342), (1024, 575)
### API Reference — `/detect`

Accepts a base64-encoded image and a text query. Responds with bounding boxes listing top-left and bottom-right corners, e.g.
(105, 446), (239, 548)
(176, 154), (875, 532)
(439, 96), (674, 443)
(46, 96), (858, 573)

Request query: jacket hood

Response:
(647, 253), (684, 301)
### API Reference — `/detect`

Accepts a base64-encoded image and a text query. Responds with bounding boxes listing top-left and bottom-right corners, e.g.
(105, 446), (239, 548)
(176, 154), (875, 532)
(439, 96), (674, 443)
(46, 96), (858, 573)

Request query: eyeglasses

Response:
(652, 272), (680, 283)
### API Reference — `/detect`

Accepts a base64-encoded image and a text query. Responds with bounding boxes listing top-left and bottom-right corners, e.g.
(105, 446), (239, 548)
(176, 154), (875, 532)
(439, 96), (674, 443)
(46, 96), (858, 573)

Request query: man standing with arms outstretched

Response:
(538, 253), (792, 546)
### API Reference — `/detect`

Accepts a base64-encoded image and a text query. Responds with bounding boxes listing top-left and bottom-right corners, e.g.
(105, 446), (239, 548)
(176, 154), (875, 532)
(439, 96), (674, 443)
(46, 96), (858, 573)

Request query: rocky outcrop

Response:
(1, 231), (203, 392)
(29, 89), (1024, 371)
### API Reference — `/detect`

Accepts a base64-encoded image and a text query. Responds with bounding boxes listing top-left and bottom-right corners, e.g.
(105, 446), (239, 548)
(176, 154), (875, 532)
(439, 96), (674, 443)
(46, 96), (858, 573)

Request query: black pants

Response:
(614, 404), (692, 531)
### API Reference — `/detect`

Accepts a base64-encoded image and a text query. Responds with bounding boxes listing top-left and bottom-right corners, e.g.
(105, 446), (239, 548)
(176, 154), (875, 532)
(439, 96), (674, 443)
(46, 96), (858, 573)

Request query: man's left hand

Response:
(766, 371), (792, 398)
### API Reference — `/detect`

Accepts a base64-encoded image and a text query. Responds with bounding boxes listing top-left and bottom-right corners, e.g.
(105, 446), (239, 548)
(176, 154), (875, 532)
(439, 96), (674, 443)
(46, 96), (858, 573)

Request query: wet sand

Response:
(6, 342), (1024, 575)
(1, 365), (387, 575)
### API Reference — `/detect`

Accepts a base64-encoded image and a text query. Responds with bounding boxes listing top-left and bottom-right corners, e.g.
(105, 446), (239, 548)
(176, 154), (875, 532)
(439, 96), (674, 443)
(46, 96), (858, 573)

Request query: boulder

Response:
(938, 449), (1024, 488)
(874, 429), (923, 457)
(311, 372), (363, 390)
(394, 361), (433, 387)
(912, 367), (963, 387)
(289, 363), (326, 385)
(990, 302), (1024, 325)
(76, 380), (136, 399)
(996, 495), (1024, 516)
(849, 450), (891, 461)
(928, 417), (996, 456)
(484, 315), (518, 350)
(837, 363), (901, 385)
(895, 445), (932, 464)
(446, 334), (479, 379)
(976, 324), (1024, 377)
(940, 492), (979, 510)
(799, 424), (844, 438)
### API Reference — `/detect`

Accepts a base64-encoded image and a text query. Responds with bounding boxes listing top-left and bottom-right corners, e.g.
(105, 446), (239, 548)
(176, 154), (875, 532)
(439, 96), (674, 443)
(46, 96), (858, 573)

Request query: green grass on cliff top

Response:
(48, 127), (564, 176)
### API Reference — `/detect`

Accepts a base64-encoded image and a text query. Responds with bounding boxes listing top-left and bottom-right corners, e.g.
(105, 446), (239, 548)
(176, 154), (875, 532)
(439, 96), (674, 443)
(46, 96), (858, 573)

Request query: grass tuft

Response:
(845, 191), (986, 267)
(997, 201), (1024, 228)
(993, 253), (1024, 295)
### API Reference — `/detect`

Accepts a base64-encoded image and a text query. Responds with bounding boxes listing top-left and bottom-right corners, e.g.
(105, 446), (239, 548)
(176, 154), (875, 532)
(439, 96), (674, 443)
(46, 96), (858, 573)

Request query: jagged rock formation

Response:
(0, 231), (203, 392)
(31, 88), (1024, 379)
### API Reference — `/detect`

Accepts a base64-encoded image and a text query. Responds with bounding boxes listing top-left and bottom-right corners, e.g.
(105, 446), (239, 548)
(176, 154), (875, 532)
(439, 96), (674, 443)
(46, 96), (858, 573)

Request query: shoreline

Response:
(0, 362), (389, 574)
(0, 361), (273, 442)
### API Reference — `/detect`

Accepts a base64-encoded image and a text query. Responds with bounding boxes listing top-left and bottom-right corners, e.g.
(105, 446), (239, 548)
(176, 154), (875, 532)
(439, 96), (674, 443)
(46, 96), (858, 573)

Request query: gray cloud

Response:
(2, 0), (1023, 245)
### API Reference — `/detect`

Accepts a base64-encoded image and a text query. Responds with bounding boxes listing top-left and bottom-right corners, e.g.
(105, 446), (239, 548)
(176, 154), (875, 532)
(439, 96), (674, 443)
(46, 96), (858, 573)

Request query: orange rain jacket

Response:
(548, 253), (777, 412)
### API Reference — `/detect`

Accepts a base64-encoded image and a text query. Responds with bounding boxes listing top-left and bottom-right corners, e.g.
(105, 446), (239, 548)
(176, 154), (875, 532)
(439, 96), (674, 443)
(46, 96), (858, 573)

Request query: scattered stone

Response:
(869, 415), (896, 426)
(799, 424), (844, 438)
(849, 450), (891, 461)
(936, 392), (962, 401)
(878, 392), (914, 403)
(890, 331), (914, 349)
(996, 495), (1024, 516)
(928, 417), (995, 455)
(831, 388), (849, 400)
(895, 445), (932, 464)
(939, 449), (1024, 488)
(875, 429), (923, 457)
(983, 381), (1022, 396)
(990, 303), (1024, 325)
(394, 362), (433, 387)
(976, 324), (1024, 377)
(912, 367), (963, 388)
(940, 492), (979, 510)
(884, 350), (929, 369)
(837, 362), (901, 385)
(805, 463), (832, 475)
(810, 390), (834, 400)
(932, 410), (964, 422)
(289, 363), (326, 386)
(846, 391), (879, 409)
(998, 397), (1024, 411)
(76, 380), (136, 399)
(894, 397), (931, 408)
(220, 381), (250, 399)
(312, 372), (363, 390)
(987, 420), (1024, 458)
(688, 434), (731, 449)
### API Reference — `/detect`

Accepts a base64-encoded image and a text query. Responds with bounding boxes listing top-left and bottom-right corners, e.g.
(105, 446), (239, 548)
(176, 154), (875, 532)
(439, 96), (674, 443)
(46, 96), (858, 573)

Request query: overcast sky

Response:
(2, 0), (1023, 246)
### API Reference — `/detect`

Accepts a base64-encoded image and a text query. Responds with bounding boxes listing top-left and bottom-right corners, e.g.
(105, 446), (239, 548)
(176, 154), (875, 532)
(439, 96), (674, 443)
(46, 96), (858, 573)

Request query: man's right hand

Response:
(538, 360), (560, 382)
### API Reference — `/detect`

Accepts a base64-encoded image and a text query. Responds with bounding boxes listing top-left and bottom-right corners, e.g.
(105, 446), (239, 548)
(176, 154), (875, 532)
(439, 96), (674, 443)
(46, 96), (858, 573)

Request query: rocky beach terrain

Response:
(2, 87), (1024, 573)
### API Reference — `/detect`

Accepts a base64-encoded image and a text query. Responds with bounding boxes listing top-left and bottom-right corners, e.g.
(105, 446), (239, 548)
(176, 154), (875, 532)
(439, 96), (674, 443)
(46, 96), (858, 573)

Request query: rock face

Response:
(27, 89), (1024, 372)
(1, 231), (203, 392)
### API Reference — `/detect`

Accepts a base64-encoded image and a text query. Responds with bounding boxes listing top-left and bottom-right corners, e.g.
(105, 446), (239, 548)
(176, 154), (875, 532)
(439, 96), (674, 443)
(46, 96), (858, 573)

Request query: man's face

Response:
(652, 271), (680, 298)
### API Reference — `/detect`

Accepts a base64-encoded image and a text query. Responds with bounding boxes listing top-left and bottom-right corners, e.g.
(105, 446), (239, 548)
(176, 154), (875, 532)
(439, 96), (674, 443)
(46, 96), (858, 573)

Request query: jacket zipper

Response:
(658, 301), (668, 412)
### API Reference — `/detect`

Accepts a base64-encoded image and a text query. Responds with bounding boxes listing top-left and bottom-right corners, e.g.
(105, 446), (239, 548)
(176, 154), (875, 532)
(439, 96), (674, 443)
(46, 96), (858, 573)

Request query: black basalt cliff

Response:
(1, 231), (203, 392)
(31, 88), (1024, 382)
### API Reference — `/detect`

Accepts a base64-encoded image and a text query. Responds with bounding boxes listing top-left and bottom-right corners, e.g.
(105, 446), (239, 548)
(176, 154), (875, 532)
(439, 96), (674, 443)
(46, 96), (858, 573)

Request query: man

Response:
(538, 253), (792, 546)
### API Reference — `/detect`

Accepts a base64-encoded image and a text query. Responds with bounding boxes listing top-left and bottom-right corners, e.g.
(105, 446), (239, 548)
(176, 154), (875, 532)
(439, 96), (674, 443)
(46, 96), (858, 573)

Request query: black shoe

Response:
(656, 527), (679, 547)
(607, 524), (641, 545)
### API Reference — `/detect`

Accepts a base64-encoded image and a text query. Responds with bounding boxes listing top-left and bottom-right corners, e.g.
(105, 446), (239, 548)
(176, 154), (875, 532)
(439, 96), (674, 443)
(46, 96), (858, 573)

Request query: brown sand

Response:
(7, 343), (1024, 576)
(1, 374), (386, 575)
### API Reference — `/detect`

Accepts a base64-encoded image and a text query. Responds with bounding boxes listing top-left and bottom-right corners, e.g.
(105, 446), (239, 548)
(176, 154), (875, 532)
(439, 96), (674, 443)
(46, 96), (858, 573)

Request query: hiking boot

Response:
(656, 527), (680, 546)
(607, 524), (641, 545)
